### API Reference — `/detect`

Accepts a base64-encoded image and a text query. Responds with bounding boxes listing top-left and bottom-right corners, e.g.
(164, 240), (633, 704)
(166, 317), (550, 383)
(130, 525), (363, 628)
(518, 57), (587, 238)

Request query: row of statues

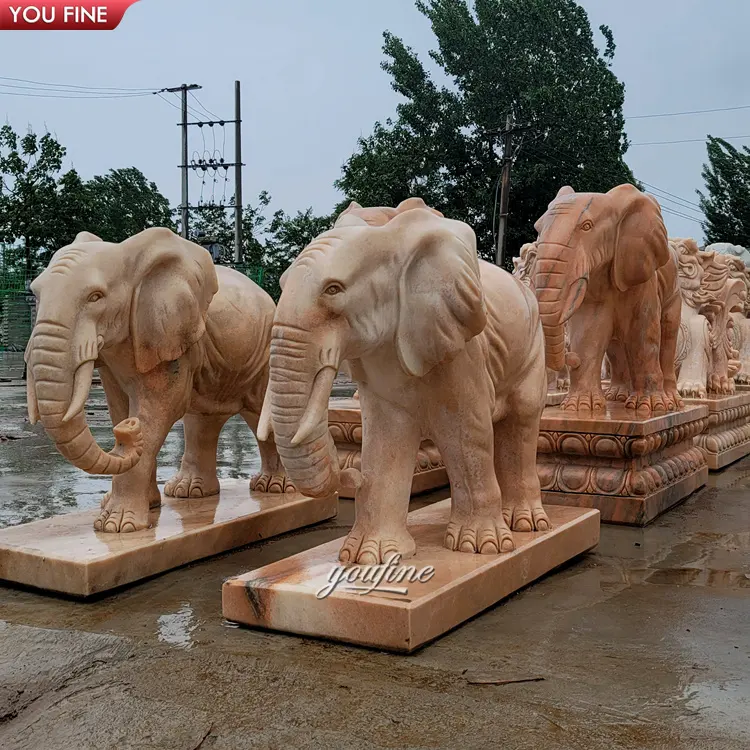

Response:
(23, 186), (746, 566)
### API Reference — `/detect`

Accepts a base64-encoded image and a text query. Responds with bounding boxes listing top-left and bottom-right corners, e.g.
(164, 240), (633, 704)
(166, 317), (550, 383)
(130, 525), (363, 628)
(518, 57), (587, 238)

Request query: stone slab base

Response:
(329, 398), (449, 499)
(538, 404), (709, 526)
(546, 391), (567, 407)
(684, 393), (750, 470)
(0, 480), (337, 597)
(222, 501), (599, 652)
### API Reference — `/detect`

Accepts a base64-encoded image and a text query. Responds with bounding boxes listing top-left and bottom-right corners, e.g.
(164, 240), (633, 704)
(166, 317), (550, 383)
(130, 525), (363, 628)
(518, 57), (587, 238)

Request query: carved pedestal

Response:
(684, 393), (750, 469)
(223, 500), (599, 652)
(0, 480), (337, 597)
(538, 404), (709, 526)
(329, 398), (448, 498)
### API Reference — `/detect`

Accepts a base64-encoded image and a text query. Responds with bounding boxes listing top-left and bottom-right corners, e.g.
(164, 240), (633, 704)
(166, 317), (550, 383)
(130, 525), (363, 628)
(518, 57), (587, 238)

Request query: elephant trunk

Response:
(28, 322), (143, 475)
(534, 247), (588, 372)
(268, 324), (340, 498)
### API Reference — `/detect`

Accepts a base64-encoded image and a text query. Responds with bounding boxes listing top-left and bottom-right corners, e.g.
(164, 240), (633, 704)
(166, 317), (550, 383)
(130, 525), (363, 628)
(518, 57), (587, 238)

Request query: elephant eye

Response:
(324, 284), (344, 296)
(88, 291), (104, 303)
(580, 220), (594, 231)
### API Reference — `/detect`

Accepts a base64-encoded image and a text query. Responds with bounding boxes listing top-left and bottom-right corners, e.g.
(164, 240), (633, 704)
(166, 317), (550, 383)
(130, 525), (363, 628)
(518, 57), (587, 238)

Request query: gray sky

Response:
(2, 0), (748, 245)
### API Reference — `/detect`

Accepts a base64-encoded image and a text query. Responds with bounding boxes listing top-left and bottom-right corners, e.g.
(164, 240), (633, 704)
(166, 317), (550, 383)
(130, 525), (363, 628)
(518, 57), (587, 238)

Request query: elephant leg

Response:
(619, 293), (668, 415)
(98, 364), (129, 425)
(605, 338), (630, 403)
(339, 389), (421, 565)
(96, 371), (192, 533)
(659, 293), (683, 409)
(496, 348), (549, 533)
(242, 410), (295, 494)
(563, 302), (613, 412)
(165, 412), (230, 498)
(428, 370), (514, 555)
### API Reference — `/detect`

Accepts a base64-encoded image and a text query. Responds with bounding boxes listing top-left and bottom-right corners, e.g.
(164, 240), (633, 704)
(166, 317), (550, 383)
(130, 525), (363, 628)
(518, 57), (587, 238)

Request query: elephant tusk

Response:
(291, 366), (337, 447)
(26, 365), (39, 425)
(257, 383), (273, 442)
(63, 360), (95, 424)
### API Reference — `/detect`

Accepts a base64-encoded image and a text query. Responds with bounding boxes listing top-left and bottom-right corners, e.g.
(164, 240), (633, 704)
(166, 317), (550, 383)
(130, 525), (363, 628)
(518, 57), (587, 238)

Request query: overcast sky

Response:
(2, 0), (748, 246)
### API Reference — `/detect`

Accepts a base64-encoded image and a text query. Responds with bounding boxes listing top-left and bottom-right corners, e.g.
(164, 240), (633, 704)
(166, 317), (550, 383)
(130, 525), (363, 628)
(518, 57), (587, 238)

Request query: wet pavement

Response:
(0, 383), (749, 749)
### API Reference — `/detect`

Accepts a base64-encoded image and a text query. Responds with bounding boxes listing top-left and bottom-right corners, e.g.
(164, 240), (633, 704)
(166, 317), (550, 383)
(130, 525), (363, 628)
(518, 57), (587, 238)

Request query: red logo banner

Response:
(0, 0), (139, 30)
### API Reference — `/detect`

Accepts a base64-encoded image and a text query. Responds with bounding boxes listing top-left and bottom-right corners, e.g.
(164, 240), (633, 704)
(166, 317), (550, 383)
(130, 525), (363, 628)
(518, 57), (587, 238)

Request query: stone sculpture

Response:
(673, 238), (746, 396)
(532, 184), (682, 416)
(513, 241), (569, 392)
(25, 229), (291, 533)
(726, 257), (750, 384)
(260, 198), (549, 564)
(706, 242), (750, 267)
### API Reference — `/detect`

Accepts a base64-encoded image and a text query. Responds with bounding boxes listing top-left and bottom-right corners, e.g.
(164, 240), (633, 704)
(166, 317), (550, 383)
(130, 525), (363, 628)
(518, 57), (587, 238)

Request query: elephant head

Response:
(26, 228), (217, 475)
(259, 199), (485, 498)
(533, 184), (669, 371)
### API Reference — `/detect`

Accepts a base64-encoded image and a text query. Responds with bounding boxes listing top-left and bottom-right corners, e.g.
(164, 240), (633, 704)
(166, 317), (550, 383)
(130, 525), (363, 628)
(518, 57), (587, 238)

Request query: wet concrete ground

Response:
(0, 383), (749, 749)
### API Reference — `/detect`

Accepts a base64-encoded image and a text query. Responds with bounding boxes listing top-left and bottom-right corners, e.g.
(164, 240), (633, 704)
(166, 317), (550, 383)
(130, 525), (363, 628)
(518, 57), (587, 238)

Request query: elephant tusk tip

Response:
(61, 406), (77, 424)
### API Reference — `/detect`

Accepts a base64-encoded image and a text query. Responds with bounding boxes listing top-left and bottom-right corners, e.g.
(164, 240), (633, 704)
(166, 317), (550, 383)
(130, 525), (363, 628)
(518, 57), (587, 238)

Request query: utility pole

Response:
(234, 80), (243, 263)
(495, 112), (514, 267)
(165, 83), (202, 239)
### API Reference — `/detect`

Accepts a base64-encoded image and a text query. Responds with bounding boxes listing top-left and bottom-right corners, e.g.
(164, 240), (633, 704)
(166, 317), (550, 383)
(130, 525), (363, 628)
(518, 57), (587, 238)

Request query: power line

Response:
(0, 75), (156, 92)
(659, 206), (704, 225)
(631, 134), (750, 146)
(627, 103), (750, 120)
(189, 91), (221, 121)
(0, 88), (154, 100)
(639, 181), (702, 210)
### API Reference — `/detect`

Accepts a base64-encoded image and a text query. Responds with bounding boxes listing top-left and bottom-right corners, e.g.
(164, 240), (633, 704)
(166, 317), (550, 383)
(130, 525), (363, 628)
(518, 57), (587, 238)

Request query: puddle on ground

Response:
(157, 602), (198, 649)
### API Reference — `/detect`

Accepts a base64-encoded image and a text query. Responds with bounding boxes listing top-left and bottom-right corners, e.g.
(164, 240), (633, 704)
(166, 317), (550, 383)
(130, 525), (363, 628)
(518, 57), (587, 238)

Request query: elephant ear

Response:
(129, 228), (218, 373)
(609, 184), (669, 292)
(395, 212), (486, 377)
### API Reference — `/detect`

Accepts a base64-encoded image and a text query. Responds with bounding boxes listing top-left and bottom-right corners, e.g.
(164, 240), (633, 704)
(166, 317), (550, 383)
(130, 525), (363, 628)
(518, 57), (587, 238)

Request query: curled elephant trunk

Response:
(534, 247), (588, 372)
(268, 324), (340, 498)
(28, 323), (143, 475)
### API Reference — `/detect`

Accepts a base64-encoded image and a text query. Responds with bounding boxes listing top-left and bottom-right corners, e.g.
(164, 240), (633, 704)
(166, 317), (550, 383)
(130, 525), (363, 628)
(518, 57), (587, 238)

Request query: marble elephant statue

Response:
(533, 184), (682, 416)
(26, 228), (291, 533)
(259, 198), (549, 565)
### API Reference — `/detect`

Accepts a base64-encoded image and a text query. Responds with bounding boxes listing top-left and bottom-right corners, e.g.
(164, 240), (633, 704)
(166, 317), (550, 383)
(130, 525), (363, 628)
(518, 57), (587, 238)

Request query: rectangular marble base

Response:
(222, 502), (600, 653)
(0, 480), (337, 597)
(684, 393), (750, 470)
(538, 404), (709, 526)
(329, 398), (449, 499)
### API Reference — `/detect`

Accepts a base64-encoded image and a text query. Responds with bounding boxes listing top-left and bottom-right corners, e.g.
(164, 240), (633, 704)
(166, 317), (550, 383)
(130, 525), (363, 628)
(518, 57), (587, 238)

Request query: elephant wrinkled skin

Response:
(262, 198), (549, 565)
(26, 229), (291, 533)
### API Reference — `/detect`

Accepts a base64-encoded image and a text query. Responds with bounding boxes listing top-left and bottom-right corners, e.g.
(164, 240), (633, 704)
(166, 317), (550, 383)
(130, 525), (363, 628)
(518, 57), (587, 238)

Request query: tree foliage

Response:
(0, 125), (174, 273)
(698, 136), (750, 247)
(336, 0), (634, 266)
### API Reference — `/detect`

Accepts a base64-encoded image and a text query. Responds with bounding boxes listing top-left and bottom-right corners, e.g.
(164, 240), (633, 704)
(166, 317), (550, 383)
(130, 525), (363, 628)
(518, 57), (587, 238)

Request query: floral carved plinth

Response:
(538, 404), (709, 525)
(328, 398), (448, 498)
(683, 393), (750, 470)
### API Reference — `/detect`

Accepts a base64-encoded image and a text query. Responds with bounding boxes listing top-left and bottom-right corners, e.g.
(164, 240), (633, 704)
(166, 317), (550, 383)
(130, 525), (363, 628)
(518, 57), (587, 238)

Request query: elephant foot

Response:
(708, 374), (734, 395)
(250, 472), (296, 494)
(561, 389), (606, 412)
(678, 380), (707, 399)
(664, 388), (684, 410)
(624, 390), (677, 416)
(164, 470), (219, 499)
(95, 494), (150, 533)
(736, 373), (750, 385)
(100, 487), (161, 510)
(444, 513), (514, 554)
(338, 524), (415, 565)
(502, 504), (551, 533)
(605, 383), (630, 403)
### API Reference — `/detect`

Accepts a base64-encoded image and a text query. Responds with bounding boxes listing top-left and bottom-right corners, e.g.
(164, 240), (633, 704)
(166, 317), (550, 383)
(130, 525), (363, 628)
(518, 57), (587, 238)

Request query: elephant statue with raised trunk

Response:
(259, 198), (549, 565)
(532, 184), (683, 416)
(26, 228), (292, 533)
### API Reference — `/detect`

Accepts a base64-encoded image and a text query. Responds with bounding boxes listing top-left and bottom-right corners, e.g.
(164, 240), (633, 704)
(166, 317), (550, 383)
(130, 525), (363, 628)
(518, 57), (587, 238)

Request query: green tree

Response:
(0, 125), (65, 274)
(698, 136), (750, 247)
(84, 167), (174, 242)
(336, 0), (634, 267)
